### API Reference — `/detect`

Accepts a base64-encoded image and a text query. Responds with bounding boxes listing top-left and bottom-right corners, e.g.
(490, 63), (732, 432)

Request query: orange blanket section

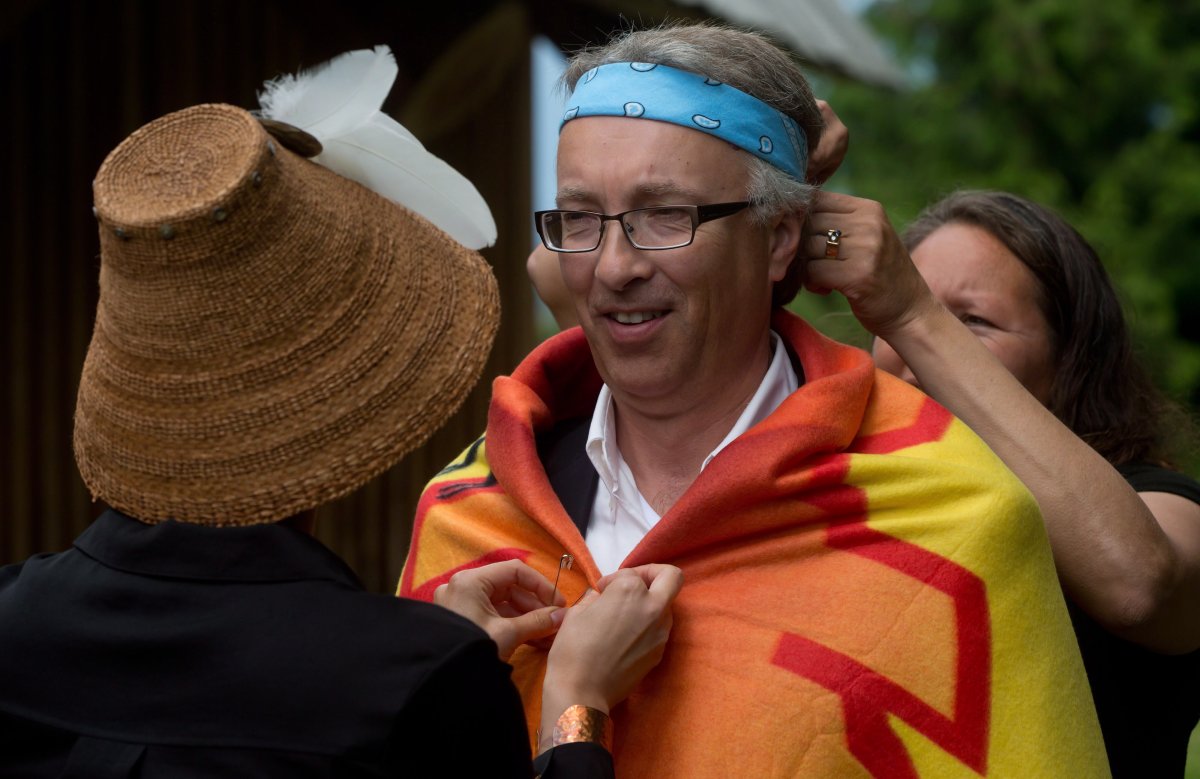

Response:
(400, 312), (1109, 778)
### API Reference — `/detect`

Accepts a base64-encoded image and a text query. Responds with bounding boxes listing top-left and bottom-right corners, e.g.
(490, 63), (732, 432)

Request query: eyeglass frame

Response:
(533, 201), (752, 253)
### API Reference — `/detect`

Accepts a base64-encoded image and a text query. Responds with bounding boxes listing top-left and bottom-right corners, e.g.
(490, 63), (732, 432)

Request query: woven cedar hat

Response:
(75, 103), (499, 525)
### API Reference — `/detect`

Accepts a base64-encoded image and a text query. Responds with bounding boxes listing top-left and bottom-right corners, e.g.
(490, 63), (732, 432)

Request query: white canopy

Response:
(668, 0), (906, 88)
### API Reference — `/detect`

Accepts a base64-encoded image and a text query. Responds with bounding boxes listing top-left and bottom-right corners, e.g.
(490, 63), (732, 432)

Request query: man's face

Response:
(555, 117), (793, 408)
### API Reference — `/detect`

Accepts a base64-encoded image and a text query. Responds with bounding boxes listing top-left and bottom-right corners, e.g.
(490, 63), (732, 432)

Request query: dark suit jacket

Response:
(0, 510), (610, 778)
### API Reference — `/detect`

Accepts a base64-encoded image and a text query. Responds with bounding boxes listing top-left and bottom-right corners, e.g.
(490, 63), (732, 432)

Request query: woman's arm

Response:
(528, 245), (580, 331)
(805, 191), (1200, 653)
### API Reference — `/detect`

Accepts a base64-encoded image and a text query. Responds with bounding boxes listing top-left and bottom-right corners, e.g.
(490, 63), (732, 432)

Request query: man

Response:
(401, 24), (1110, 777)
(0, 94), (677, 776)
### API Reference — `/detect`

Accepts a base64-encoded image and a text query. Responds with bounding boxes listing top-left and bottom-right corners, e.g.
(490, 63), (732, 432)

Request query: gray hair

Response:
(561, 22), (823, 225)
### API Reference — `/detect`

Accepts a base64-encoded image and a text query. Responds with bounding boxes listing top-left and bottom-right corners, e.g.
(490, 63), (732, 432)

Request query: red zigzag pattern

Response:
(771, 399), (991, 777)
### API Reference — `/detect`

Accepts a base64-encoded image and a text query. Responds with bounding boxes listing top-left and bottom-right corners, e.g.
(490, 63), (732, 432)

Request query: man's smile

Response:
(610, 310), (666, 325)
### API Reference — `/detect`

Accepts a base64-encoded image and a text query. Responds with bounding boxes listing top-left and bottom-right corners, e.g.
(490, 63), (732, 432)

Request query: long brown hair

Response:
(903, 190), (1188, 467)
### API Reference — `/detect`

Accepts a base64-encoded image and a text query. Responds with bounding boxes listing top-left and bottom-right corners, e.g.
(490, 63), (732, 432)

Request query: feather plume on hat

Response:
(256, 45), (497, 250)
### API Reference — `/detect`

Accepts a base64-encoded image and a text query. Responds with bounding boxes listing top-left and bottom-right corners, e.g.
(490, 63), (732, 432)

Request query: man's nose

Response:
(593, 222), (654, 290)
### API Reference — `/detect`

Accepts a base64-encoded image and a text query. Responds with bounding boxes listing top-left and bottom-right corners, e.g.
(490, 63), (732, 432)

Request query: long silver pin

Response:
(552, 553), (573, 604)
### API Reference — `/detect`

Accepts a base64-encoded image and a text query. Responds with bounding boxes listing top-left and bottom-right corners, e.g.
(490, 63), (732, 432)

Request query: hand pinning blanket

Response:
(400, 311), (1108, 778)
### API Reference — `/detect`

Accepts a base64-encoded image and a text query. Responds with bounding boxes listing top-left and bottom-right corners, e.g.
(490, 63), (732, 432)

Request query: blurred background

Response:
(2, 1), (1200, 763)
(2, 3), (1198, 768)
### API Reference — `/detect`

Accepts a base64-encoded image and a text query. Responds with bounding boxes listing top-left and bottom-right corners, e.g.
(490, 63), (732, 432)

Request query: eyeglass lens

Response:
(541, 206), (697, 251)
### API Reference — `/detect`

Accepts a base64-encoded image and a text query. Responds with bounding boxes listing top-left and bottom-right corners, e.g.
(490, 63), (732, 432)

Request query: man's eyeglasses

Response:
(533, 202), (751, 253)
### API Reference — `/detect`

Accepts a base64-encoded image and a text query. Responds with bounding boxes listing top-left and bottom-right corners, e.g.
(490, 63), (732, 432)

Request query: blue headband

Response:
(561, 62), (808, 182)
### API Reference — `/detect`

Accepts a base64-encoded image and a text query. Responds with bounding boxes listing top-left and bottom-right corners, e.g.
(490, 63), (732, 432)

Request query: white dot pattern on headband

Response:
(625, 102), (646, 118)
(692, 115), (720, 130)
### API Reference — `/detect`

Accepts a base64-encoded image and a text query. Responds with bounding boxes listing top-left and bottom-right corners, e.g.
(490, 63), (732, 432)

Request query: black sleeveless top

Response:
(1067, 464), (1200, 777)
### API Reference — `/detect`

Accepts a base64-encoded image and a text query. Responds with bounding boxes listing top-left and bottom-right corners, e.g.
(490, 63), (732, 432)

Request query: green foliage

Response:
(1189, 724), (1200, 779)
(811, 0), (1200, 461)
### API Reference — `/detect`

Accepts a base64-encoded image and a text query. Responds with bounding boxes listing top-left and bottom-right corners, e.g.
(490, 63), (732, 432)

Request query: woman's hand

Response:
(538, 564), (683, 751)
(801, 190), (940, 339)
(806, 99), (850, 186)
(433, 559), (566, 661)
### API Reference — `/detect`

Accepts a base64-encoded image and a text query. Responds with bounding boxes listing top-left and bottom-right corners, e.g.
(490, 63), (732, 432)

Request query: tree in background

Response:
(800, 0), (1200, 422)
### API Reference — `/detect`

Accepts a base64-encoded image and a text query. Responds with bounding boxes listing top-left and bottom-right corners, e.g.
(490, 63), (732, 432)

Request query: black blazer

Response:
(0, 510), (610, 778)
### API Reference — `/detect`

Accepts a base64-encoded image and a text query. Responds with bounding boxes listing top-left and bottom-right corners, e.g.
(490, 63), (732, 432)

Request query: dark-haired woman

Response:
(806, 188), (1200, 776)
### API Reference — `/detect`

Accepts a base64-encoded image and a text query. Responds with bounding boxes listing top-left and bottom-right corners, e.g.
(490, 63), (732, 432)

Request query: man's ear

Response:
(767, 209), (804, 283)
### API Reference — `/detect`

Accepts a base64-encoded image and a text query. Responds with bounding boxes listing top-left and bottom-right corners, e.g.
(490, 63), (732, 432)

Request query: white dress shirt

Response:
(583, 331), (800, 574)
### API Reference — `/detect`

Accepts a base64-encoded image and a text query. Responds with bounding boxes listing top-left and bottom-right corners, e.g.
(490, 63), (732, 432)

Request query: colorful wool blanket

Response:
(400, 311), (1108, 778)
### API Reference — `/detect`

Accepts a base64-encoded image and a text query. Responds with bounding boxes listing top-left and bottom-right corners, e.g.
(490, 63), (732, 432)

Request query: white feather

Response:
(318, 116), (496, 251)
(257, 46), (397, 140)
(256, 46), (497, 249)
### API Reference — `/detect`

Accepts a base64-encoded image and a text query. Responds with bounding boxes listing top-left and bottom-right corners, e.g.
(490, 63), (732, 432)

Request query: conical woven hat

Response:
(75, 103), (499, 526)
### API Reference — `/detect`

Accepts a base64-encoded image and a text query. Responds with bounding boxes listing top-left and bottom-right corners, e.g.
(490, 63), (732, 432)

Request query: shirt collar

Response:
(585, 330), (799, 503)
(585, 383), (621, 490)
(73, 509), (363, 588)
